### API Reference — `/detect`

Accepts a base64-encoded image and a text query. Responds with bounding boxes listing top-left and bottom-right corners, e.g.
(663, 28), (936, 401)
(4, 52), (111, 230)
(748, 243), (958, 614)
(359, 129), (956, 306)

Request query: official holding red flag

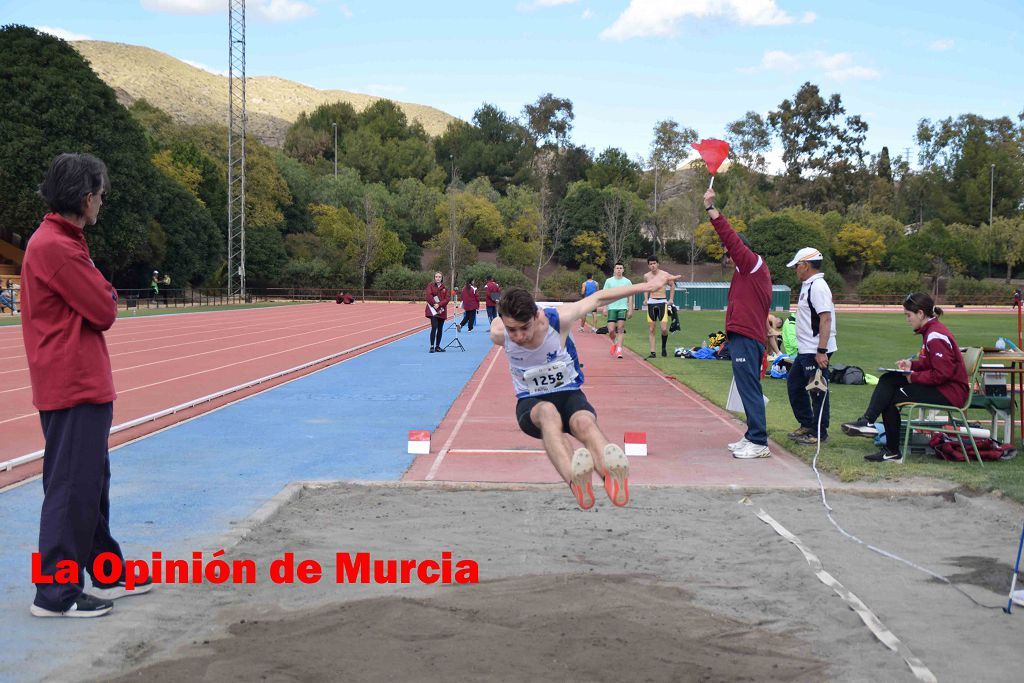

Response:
(694, 138), (773, 459)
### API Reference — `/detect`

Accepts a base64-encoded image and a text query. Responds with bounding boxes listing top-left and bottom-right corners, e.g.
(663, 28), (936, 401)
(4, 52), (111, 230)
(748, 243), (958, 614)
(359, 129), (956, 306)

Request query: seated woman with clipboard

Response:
(841, 293), (969, 463)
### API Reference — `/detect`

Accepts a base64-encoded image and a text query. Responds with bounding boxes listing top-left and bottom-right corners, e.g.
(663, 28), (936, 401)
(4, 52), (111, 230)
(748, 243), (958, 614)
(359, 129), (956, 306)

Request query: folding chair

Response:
(898, 346), (985, 465)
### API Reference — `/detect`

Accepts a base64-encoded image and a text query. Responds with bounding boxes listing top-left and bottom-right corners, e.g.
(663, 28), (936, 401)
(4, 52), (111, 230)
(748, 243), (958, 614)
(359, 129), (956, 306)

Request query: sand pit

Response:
(69, 483), (1023, 682)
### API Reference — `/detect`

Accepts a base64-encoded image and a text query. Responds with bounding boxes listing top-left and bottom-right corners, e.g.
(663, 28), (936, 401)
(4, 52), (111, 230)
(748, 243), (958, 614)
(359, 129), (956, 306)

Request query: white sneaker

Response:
(733, 442), (771, 459)
(727, 437), (751, 452)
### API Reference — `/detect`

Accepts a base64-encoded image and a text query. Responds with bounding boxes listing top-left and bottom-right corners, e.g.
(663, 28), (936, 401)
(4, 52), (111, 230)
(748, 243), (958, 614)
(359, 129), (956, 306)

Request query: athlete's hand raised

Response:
(643, 270), (680, 293)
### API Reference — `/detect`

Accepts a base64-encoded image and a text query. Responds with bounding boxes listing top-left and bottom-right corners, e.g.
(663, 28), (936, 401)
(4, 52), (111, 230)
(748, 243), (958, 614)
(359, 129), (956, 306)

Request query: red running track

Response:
(0, 303), (427, 485)
(403, 327), (823, 491)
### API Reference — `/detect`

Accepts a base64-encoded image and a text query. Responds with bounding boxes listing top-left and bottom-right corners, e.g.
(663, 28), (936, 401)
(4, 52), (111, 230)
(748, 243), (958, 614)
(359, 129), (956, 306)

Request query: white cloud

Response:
(742, 49), (880, 81)
(800, 11), (816, 24)
(182, 59), (228, 76)
(340, 3), (353, 18)
(35, 25), (92, 41)
(141, 0), (316, 22)
(929, 38), (954, 51)
(601, 0), (802, 40)
(140, 0), (223, 13)
(582, 8), (594, 20)
(253, 0), (316, 21)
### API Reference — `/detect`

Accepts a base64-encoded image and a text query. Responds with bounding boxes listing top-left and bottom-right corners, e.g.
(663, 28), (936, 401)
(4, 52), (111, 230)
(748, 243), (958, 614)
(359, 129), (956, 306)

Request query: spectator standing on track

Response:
(602, 262), (633, 359)
(704, 188), (773, 460)
(578, 273), (599, 332)
(457, 278), (479, 332)
(484, 275), (501, 324)
(22, 153), (152, 618)
(425, 272), (451, 353)
(1014, 288), (1022, 309)
(642, 256), (673, 358)
(490, 270), (678, 509)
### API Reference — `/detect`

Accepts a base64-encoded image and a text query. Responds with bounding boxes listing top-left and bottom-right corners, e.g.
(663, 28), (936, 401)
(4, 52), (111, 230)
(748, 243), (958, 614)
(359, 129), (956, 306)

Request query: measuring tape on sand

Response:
(753, 507), (937, 683)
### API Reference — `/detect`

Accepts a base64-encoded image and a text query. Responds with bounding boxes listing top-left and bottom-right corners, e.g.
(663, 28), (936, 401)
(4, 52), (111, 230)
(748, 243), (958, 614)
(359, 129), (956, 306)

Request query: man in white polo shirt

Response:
(785, 247), (836, 446)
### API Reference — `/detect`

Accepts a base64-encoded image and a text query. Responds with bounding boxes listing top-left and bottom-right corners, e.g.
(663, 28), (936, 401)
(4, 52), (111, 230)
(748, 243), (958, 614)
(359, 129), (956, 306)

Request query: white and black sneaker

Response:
(31, 593), (113, 618)
(727, 437), (751, 452)
(92, 576), (154, 600)
(864, 447), (903, 463)
(842, 418), (878, 438)
(733, 442), (771, 459)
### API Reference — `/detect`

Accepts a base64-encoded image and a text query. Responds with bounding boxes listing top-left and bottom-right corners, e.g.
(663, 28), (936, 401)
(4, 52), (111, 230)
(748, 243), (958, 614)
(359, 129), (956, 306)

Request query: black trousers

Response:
(35, 402), (123, 610)
(864, 373), (950, 452)
(459, 309), (477, 331)
(429, 317), (444, 348)
(787, 352), (832, 436)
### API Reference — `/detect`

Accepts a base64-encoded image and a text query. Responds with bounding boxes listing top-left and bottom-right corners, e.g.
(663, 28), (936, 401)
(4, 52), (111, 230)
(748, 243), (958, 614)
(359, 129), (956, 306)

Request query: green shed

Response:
(632, 282), (791, 311)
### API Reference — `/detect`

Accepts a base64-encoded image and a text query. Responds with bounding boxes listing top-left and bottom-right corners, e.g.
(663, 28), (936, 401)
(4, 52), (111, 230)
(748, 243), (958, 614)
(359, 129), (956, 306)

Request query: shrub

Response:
(945, 278), (1015, 305)
(373, 266), (433, 292)
(540, 267), (586, 300)
(857, 271), (925, 303)
(461, 263), (531, 290)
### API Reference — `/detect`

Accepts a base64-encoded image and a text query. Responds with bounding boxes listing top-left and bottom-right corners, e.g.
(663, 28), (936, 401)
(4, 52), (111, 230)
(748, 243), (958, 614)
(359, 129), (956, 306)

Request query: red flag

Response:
(691, 139), (730, 175)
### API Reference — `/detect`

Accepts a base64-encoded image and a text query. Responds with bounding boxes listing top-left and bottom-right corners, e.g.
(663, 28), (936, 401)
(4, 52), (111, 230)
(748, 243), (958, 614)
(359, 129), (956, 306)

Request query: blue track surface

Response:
(0, 324), (491, 682)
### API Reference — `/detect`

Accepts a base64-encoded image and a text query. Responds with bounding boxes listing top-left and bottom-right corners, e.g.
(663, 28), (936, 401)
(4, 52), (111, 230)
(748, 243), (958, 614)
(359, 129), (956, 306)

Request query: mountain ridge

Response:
(71, 40), (459, 147)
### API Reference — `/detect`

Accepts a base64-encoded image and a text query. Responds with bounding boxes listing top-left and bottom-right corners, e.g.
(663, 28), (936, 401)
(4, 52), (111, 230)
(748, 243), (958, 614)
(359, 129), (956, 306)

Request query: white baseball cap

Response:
(786, 247), (822, 268)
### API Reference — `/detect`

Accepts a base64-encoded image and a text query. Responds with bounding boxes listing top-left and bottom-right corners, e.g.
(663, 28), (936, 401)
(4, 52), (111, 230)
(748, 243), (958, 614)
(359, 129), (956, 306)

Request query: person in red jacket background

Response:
(704, 188), (773, 460)
(22, 153), (151, 618)
(457, 278), (479, 332)
(484, 275), (501, 324)
(425, 272), (451, 352)
(842, 292), (969, 463)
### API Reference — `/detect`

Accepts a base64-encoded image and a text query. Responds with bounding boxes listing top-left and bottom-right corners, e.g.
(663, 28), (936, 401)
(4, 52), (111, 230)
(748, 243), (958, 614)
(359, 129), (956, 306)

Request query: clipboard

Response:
(877, 367), (910, 374)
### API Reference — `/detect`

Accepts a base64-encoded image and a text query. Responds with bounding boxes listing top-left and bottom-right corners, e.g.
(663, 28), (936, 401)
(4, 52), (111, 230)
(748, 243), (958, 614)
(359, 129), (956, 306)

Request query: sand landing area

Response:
(71, 483), (1023, 682)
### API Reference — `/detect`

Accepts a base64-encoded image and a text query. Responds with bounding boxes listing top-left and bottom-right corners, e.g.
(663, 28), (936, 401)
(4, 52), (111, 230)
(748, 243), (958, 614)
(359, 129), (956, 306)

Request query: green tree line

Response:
(2, 25), (1022, 296)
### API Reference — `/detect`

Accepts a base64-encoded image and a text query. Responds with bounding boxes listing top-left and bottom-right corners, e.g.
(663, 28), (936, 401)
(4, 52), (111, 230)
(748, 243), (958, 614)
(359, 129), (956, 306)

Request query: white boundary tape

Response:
(1, 323), (425, 472)
(754, 507), (937, 683)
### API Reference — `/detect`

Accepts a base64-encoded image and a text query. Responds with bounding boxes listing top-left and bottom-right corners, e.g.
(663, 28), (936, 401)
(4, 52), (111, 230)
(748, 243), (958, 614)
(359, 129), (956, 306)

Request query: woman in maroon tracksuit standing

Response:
(425, 272), (451, 352)
(457, 278), (479, 332)
(842, 292), (969, 462)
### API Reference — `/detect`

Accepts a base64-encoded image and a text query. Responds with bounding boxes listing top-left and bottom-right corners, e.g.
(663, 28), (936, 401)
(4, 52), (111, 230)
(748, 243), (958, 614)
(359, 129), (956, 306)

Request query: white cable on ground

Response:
(753, 506), (937, 683)
(809, 380), (1001, 610)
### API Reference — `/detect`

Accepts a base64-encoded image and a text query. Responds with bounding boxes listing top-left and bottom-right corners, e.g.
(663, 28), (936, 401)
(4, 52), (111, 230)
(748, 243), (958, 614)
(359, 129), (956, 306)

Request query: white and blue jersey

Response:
(505, 308), (584, 399)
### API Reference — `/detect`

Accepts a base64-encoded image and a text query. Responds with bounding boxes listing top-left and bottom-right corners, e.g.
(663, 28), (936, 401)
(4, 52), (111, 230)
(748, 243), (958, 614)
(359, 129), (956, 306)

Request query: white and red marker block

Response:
(408, 430), (431, 455)
(624, 432), (647, 457)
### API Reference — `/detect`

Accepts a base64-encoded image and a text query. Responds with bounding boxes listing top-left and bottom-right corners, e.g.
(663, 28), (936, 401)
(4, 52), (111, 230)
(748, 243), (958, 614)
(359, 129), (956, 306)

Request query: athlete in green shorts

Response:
(602, 261), (632, 358)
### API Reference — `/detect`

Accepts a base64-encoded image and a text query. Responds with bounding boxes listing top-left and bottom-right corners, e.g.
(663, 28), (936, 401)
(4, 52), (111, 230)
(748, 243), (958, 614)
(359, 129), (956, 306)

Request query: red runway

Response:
(0, 303), (427, 486)
(403, 328), (823, 490)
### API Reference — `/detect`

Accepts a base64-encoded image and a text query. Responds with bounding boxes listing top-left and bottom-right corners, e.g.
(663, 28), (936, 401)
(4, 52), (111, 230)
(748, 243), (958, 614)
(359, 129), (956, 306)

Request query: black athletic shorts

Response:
(647, 302), (666, 321)
(515, 389), (596, 439)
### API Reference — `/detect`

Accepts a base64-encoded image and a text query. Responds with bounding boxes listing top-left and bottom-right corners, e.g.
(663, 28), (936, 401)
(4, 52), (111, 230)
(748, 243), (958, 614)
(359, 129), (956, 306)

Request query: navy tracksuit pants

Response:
(728, 333), (767, 446)
(787, 352), (832, 438)
(34, 402), (124, 611)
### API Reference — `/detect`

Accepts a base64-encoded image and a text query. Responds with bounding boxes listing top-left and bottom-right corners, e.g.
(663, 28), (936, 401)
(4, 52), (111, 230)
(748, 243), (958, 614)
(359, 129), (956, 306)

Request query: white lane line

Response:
(424, 348), (503, 481)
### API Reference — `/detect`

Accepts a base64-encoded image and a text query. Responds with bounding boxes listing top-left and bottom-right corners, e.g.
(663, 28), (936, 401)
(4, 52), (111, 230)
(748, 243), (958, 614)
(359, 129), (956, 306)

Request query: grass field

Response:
(0, 301), (310, 326)
(620, 309), (1024, 503)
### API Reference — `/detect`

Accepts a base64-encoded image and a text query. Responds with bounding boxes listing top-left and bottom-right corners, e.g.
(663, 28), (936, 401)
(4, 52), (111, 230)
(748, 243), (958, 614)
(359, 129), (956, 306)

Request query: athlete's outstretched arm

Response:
(489, 317), (506, 345)
(558, 271), (679, 328)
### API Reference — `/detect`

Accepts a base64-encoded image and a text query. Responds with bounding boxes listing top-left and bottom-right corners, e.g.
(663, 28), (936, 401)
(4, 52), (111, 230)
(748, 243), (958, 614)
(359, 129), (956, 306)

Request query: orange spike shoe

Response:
(601, 444), (630, 507)
(569, 448), (596, 510)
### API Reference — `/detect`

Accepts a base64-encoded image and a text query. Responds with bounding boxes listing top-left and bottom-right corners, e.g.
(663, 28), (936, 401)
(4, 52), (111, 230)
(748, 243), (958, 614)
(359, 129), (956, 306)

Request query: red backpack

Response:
(927, 433), (1016, 462)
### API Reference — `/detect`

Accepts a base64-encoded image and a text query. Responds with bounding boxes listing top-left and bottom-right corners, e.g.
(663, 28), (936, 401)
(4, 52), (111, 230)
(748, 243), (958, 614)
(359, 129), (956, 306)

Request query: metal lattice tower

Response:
(227, 0), (246, 297)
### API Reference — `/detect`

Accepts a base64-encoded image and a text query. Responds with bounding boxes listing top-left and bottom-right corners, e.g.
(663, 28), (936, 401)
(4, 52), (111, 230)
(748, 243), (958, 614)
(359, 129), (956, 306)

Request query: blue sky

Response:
(4, 0), (1022, 170)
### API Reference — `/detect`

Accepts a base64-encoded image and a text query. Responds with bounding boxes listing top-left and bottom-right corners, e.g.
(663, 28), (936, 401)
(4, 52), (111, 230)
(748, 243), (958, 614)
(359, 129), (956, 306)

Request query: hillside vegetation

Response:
(72, 40), (458, 147)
